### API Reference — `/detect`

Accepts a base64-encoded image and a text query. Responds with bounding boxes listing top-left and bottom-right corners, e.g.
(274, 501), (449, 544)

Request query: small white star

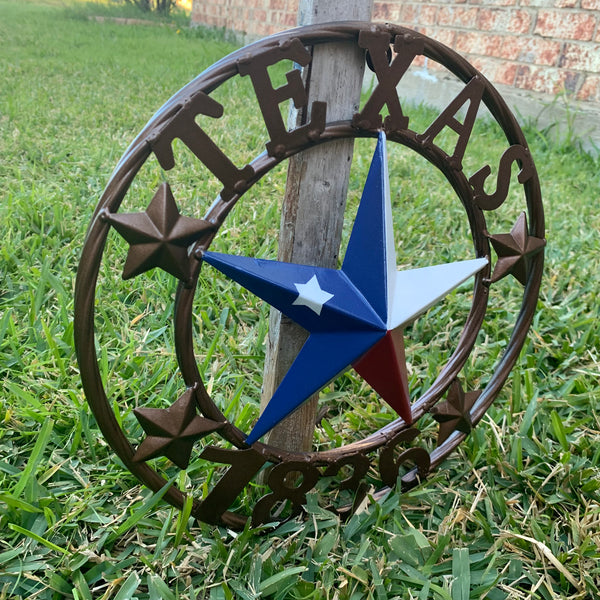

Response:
(292, 275), (334, 315)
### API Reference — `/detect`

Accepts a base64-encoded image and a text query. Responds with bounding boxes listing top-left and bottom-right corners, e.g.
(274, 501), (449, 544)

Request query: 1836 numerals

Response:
(195, 429), (430, 526)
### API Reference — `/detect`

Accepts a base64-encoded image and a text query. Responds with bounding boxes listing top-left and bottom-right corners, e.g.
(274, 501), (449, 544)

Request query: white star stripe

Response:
(292, 275), (334, 315)
(387, 257), (488, 330)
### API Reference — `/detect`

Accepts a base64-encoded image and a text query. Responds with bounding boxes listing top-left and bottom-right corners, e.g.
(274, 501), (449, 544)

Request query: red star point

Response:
(353, 328), (412, 424)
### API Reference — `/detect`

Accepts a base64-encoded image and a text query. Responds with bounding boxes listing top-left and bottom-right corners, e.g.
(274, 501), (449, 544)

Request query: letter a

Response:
(418, 76), (485, 171)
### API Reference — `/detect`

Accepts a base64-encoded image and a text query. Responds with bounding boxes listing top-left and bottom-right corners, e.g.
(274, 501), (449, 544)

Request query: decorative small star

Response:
(488, 212), (545, 285)
(292, 275), (334, 315)
(430, 379), (481, 446)
(132, 388), (223, 469)
(202, 133), (488, 445)
(107, 182), (213, 281)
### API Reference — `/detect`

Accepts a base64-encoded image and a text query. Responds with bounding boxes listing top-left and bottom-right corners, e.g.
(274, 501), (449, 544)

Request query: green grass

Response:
(2, 0), (600, 598)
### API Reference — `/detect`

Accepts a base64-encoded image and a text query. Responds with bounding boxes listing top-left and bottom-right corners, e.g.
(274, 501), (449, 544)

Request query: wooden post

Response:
(261, 0), (374, 452)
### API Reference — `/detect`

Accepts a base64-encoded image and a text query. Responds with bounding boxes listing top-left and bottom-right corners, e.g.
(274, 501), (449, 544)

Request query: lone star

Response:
(293, 275), (334, 315)
(202, 132), (488, 445)
(132, 388), (223, 469)
(107, 182), (213, 281)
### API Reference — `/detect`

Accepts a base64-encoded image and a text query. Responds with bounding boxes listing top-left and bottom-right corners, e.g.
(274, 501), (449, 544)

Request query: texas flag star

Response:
(202, 132), (487, 445)
(293, 275), (334, 315)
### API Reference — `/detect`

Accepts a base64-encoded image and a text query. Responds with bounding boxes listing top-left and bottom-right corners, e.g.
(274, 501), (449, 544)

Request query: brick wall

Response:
(191, 0), (298, 38)
(191, 0), (600, 105)
(383, 0), (600, 103)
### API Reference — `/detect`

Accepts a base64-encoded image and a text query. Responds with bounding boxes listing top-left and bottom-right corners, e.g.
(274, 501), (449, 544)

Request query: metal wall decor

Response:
(75, 22), (545, 529)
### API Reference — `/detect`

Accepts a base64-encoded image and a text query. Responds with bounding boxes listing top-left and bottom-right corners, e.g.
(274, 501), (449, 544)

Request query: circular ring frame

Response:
(75, 22), (544, 527)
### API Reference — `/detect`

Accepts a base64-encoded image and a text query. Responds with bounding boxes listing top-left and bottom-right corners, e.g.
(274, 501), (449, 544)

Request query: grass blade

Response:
(114, 572), (141, 600)
(8, 523), (69, 555)
(451, 548), (470, 600)
(108, 475), (178, 543)
(12, 418), (53, 498)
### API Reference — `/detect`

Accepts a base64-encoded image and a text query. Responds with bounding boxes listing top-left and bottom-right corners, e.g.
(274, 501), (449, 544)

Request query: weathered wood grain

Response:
(261, 0), (374, 453)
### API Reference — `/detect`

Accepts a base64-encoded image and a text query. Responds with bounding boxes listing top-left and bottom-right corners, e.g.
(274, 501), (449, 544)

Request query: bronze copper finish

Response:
(103, 182), (214, 282)
(430, 379), (480, 446)
(487, 211), (546, 285)
(74, 22), (545, 528)
(132, 388), (224, 470)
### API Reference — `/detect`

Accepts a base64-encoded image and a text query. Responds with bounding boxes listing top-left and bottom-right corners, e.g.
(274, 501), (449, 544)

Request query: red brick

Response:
(515, 64), (583, 93)
(514, 64), (539, 90)
(476, 8), (496, 30)
(518, 37), (562, 65)
(392, 5), (404, 21)
(469, 0), (517, 5)
(282, 11), (296, 26)
(476, 8), (496, 31)
(477, 8), (533, 33)
(388, 5), (402, 21)
(421, 56), (446, 71)
(496, 37), (524, 60)
(576, 75), (600, 101)
(380, 2), (404, 23)
(455, 32), (522, 60)
(420, 6), (438, 25)
(423, 26), (457, 48)
(399, 4), (418, 25)
(509, 9), (533, 32)
(521, 0), (581, 5)
(534, 10), (597, 40)
(560, 42), (600, 70)
(469, 56), (499, 78)
(410, 25), (427, 36)
(454, 31), (486, 54)
(410, 55), (427, 68)
(373, 2), (390, 20)
(495, 62), (519, 85)
(563, 70), (584, 92)
(437, 6), (479, 28)
(375, 2), (401, 21)
(189, 0), (600, 107)
(255, 21), (270, 35)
